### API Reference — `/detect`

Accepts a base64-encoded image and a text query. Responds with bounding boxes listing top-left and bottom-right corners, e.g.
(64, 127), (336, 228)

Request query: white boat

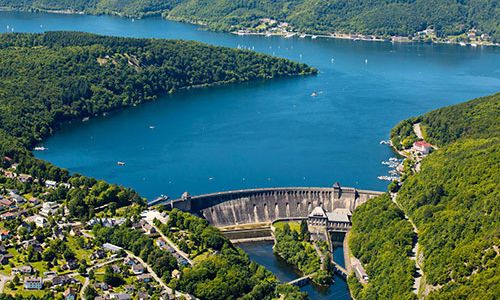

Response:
(34, 146), (47, 151)
(149, 125), (155, 129)
(365, 59), (368, 64)
(265, 33), (272, 37)
(459, 42), (466, 46)
(299, 34), (306, 38)
(284, 33), (296, 38)
(311, 35), (318, 39)
(311, 92), (318, 97)
(82, 117), (90, 122)
(471, 43), (478, 47)
(117, 161), (125, 166)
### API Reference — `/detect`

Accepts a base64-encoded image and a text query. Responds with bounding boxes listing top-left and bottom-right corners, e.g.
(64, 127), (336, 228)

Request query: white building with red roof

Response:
(413, 141), (432, 155)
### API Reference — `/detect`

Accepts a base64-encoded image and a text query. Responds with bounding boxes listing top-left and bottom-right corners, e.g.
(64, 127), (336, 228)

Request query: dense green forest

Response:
(348, 194), (416, 300)
(356, 93), (499, 299)
(0, 31), (314, 219)
(1, 0), (498, 42)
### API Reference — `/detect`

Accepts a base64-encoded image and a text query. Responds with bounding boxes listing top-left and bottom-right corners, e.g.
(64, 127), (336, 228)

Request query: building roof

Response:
(414, 141), (432, 147)
(326, 212), (350, 223)
(332, 208), (352, 216)
(309, 206), (327, 218)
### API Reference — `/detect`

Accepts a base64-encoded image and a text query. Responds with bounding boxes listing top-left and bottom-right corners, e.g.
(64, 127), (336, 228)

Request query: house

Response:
(140, 221), (156, 235)
(66, 259), (79, 270)
(91, 249), (106, 260)
(0, 212), (16, 220)
(171, 269), (181, 279)
(0, 254), (13, 265)
(137, 274), (152, 283)
(44, 180), (57, 188)
(28, 198), (40, 205)
(124, 284), (134, 293)
(124, 257), (137, 266)
(111, 294), (131, 300)
(137, 292), (149, 300)
(0, 230), (11, 241)
(18, 174), (33, 183)
(24, 277), (43, 290)
(63, 287), (76, 300)
(0, 199), (15, 210)
(52, 275), (72, 286)
(39, 202), (59, 217)
(103, 243), (122, 253)
(94, 282), (109, 291)
(11, 194), (26, 204)
(413, 141), (432, 155)
(13, 265), (33, 275)
(132, 264), (144, 275)
(27, 214), (48, 228)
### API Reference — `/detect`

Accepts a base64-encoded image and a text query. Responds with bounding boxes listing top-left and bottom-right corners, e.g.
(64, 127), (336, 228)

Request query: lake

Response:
(2, 10), (499, 299)
(2, 12), (497, 199)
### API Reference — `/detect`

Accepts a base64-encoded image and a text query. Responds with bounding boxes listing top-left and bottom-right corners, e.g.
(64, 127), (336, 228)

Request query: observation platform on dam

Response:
(149, 183), (383, 228)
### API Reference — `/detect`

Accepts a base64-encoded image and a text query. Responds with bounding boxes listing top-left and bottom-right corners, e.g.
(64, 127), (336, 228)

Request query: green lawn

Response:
(273, 221), (301, 232)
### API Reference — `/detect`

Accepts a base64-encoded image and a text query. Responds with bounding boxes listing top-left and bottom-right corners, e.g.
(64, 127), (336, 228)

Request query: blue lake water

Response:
(2, 10), (499, 299)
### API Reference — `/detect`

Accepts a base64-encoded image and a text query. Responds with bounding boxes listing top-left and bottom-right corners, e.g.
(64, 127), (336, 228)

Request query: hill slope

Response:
(352, 92), (499, 299)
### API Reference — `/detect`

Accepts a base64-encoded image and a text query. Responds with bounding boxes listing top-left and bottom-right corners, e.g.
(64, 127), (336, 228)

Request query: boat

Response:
(117, 161), (125, 166)
(265, 33), (272, 37)
(311, 35), (318, 39)
(459, 42), (466, 46)
(149, 125), (155, 129)
(299, 34), (306, 38)
(82, 117), (90, 122)
(34, 146), (47, 151)
(285, 33), (296, 38)
(311, 92), (318, 97)
(471, 43), (478, 47)
(379, 140), (390, 145)
(365, 59), (368, 64)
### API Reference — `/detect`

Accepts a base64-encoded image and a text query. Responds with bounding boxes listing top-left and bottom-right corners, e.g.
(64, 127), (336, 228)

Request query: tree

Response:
(299, 220), (310, 241)
(83, 286), (98, 300)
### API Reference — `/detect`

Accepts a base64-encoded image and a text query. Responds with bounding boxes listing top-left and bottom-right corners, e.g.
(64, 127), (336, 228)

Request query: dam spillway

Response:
(151, 183), (384, 227)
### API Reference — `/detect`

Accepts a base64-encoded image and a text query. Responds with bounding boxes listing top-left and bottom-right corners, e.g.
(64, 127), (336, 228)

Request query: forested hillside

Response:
(0, 31), (314, 219)
(348, 194), (416, 300)
(1, 0), (498, 42)
(352, 93), (499, 299)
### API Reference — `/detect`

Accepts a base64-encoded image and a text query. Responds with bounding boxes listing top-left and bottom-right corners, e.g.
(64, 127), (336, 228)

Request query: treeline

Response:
(0, 31), (314, 220)
(348, 194), (416, 300)
(1, 0), (498, 42)
(357, 92), (499, 299)
(163, 210), (307, 300)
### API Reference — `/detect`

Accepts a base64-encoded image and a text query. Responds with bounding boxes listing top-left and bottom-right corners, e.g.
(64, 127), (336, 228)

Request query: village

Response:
(234, 18), (497, 47)
(0, 156), (197, 300)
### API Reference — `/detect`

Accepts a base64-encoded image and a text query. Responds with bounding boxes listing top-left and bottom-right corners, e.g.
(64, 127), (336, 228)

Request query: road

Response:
(390, 192), (423, 297)
(0, 274), (13, 293)
(79, 257), (124, 299)
(149, 223), (194, 266)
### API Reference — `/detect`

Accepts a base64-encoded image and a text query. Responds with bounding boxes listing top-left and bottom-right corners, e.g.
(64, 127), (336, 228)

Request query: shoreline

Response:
(1, 8), (497, 48)
(231, 30), (499, 48)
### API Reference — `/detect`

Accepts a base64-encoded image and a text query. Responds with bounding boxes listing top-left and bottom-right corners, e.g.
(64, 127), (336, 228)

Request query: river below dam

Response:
(2, 10), (499, 299)
(238, 241), (351, 299)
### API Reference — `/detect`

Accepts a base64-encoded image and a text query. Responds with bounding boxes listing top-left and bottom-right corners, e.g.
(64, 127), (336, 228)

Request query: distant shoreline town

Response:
(232, 18), (499, 47)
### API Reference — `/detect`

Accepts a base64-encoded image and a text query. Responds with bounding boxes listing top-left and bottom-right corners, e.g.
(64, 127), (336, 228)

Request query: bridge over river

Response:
(149, 183), (383, 227)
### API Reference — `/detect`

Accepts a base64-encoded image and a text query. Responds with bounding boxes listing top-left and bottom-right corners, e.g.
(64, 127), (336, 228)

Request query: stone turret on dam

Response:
(151, 183), (383, 227)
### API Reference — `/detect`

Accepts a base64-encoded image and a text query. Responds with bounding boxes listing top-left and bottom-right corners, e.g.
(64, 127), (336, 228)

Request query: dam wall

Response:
(157, 184), (383, 227)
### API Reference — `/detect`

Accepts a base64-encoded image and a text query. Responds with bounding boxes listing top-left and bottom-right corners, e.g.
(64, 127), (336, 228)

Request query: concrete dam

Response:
(151, 183), (384, 227)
